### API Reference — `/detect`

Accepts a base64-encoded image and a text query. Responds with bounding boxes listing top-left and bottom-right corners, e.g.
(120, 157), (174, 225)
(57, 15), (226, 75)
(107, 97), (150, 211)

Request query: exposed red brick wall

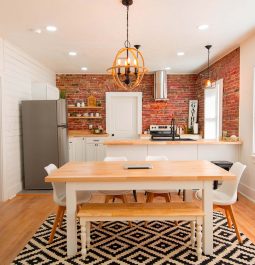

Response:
(57, 48), (240, 135)
(56, 74), (198, 132)
(197, 48), (240, 136)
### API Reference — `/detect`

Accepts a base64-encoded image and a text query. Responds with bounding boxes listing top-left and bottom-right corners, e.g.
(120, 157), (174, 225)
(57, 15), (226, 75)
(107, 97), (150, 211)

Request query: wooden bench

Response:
(77, 202), (204, 260)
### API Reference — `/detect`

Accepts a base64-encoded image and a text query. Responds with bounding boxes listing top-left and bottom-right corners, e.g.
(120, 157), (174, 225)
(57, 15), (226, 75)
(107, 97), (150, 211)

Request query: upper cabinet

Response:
(31, 83), (59, 100)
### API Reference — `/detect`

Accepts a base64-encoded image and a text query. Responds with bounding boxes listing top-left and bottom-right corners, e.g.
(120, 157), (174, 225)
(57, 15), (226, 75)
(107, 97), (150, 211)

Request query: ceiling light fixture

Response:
(81, 67), (88, 71)
(68, 51), (77, 56)
(205, 45), (213, 88)
(177, 52), (185, 56)
(46, 25), (57, 32)
(34, 29), (42, 34)
(107, 0), (147, 90)
(198, 24), (209, 30)
(165, 67), (171, 70)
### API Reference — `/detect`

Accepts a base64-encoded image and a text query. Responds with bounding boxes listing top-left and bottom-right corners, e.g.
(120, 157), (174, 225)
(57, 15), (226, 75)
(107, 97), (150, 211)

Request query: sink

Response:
(177, 138), (196, 141)
(150, 138), (196, 141)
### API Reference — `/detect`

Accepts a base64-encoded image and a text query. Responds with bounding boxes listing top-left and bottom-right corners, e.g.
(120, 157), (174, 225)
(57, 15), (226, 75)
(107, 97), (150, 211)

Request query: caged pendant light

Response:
(107, 0), (148, 90)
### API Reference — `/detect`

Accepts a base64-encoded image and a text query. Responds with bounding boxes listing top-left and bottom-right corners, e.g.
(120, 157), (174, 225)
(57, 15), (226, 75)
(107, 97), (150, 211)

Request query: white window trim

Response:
(105, 92), (143, 135)
(204, 79), (223, 140)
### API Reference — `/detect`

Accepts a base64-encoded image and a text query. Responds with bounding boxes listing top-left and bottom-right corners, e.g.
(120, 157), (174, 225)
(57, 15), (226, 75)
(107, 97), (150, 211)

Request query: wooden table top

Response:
(45, 160), (235, 183)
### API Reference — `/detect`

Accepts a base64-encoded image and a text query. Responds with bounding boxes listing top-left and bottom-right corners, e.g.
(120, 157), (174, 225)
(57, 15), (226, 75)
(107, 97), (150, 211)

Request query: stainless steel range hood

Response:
(154, 70), (168, 100)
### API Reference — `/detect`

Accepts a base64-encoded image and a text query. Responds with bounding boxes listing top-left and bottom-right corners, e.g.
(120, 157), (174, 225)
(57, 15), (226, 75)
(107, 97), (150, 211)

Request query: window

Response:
(204, 79), (223, 140)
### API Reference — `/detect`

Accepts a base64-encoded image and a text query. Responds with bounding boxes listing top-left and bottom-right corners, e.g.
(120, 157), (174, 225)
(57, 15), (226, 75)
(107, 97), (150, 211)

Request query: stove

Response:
(150, 124), (180, 141)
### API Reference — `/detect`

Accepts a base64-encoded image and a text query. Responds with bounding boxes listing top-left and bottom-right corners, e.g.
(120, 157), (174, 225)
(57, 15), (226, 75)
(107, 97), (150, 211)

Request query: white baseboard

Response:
(238, 182), (255, 203)
(5, 181), (22, 201)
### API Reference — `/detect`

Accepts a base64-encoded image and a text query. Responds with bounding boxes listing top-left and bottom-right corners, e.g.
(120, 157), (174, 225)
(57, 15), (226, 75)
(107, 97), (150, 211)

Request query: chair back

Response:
(44, 164), (66, 205)
(104, 156), (128, 161)
(218, 162), (246, 201)
(146, 155), (168, 161)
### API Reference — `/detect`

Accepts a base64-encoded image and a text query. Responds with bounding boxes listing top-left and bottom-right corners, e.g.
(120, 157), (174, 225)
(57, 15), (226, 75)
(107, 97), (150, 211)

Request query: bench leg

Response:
(86, 221), (91, 248)
(196, 219), (203, 260)
(190, 221), (195, 247)
(80, 220), (87, 258)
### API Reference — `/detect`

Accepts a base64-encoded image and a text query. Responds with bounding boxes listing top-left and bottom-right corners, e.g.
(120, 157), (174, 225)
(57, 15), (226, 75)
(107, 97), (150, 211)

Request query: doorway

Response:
(106, 92), (142, 139)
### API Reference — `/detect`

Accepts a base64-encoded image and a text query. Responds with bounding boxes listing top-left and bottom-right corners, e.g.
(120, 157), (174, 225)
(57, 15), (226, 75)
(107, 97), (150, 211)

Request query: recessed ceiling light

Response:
(177, 52), (185, 56)
(165, 67), (171, 70)
(34, 29), (42, 34)
(68, 51), (77, 56)
(81, 67), (88, 71)
(198, 24), (209, 30)
(46, 25), (57, 32)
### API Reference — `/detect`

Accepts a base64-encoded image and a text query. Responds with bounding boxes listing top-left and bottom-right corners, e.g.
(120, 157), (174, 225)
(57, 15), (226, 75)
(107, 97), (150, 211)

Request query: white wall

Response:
(0, 39), (55, 200)
(239, 34), (255, 202)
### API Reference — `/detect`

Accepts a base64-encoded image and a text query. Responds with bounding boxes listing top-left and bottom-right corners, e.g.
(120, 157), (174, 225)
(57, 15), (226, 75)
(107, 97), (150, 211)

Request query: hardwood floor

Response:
(0, 192), (254, 265)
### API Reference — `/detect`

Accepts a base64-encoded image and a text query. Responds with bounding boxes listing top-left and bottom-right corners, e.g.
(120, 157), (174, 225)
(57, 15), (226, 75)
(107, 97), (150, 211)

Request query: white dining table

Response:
(45, 160), (235, 257)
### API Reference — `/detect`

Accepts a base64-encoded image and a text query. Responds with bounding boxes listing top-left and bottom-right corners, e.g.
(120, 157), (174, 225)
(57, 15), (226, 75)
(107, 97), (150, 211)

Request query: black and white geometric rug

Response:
(12, 212), (255, 265)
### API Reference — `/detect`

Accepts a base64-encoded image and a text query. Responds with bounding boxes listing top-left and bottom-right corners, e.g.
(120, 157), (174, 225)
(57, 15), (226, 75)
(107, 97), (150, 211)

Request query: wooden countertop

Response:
(69, 130), (109, 137)
(45, 160), (235, 183)
(104, 139), (242, 145)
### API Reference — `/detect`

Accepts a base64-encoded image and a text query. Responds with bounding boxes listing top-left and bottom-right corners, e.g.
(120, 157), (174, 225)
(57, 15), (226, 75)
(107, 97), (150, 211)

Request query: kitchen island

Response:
(104, 139), (242, 162)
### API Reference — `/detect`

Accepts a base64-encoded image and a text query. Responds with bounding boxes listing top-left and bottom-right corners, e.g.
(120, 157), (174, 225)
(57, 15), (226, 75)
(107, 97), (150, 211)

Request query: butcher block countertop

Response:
(104, 139), (242, 145)
(69, 130), (109, 137)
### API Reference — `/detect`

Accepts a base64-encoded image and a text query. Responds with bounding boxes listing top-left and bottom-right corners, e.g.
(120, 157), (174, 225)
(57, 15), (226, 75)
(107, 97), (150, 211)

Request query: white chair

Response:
(145, 155), (173, 202)
(195, 162), (246, 244)
(44, 164), (92, 244)
(101, 157), (130, 203)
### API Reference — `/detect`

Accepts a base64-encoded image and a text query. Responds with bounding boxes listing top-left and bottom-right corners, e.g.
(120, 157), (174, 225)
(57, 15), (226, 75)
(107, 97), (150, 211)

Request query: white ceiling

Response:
(0, 0), (255, 74)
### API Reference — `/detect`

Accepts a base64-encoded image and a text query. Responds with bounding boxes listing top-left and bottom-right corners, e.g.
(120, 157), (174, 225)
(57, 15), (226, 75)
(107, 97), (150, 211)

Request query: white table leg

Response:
(66, 183), (77, 256)
(80, 220), (87, 258)
(203, 181), (213, 255)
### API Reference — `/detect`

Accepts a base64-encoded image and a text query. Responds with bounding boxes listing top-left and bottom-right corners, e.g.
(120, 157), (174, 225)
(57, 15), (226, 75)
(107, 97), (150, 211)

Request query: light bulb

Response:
(127, 57), (131, 64)
(125, 60), (128, 66)
(134, 59), (137, 66)
(117, 59), (121, 66)
(206, 79), (212, 87)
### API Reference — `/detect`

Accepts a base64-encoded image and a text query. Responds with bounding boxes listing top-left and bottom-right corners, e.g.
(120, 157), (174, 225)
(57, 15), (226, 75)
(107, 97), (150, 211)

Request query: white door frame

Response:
(106, 92), (142, 136)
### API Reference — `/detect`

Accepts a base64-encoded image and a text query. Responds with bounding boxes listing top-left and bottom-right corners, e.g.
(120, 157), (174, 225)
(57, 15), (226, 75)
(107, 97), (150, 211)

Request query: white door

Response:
(106, 92), (142, 139)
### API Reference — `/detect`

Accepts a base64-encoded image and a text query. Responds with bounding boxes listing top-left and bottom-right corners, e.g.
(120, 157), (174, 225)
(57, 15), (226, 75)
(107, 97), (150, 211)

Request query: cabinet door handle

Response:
(93, 140), (100, 142)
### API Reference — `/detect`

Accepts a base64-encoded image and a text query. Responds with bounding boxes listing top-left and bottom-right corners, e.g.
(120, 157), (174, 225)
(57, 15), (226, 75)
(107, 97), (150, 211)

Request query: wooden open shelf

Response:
(67, 106), (103, 109)
(68, 116), (102, 119)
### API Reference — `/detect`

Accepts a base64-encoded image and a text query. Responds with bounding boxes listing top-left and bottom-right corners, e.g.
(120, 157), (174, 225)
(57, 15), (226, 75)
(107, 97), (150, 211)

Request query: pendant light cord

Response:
(126, 5), (129, 47)
(208, 48), (210, 79)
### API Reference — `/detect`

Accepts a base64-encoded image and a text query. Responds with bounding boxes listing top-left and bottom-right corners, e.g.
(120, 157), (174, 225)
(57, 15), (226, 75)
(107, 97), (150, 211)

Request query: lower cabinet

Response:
(69, 137), (106, 162)
(86, 143), (106, 161)
(68, 137), (86, 161)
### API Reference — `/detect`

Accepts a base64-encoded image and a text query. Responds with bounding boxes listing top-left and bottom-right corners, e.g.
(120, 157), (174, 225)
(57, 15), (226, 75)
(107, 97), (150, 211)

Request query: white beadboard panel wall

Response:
(239, 34), (255, 202)
(1, 40), (55, 200)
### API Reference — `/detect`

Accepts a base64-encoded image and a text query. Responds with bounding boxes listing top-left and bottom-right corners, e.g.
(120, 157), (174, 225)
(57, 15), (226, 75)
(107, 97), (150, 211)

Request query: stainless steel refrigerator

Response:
(21, 99), (68, 189)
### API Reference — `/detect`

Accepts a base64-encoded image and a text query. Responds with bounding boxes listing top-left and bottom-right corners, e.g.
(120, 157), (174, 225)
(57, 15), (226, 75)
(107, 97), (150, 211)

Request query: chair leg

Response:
(146, 192), (154, 203)
(227, 205), (242, 244)
(49, 206), (65, 244)
(58, 206), (66, 228)
(133, 190), (137, 202)
(225, 208), (232, 228)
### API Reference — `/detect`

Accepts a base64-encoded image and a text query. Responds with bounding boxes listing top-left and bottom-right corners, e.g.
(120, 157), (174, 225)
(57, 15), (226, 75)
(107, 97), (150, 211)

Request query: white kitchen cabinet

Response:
(68, 137), (86, 161)
(69, 137), (107, 162)
(31, 82), (59, 100)
(86, 138), (106, 161)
